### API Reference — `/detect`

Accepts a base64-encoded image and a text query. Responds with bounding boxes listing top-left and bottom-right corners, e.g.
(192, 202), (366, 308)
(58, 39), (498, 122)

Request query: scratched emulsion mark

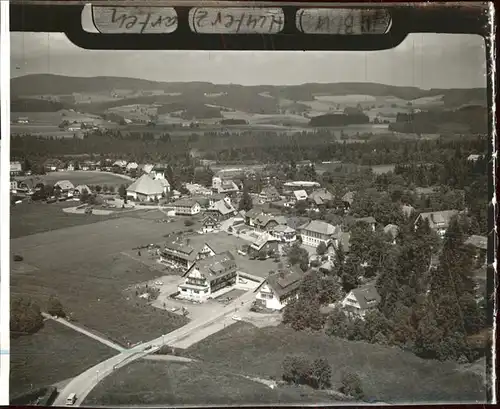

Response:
(189, 7), (285, 34)
(296, 8), (391, 35)
(92, 7), (178, 34)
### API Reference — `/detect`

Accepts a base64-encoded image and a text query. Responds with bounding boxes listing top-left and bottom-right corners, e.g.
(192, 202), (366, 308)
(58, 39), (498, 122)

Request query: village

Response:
(9, 156), (488, 327)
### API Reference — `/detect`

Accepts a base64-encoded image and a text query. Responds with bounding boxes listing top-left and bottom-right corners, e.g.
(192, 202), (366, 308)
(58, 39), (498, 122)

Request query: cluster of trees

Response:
(11, 295), (66, 336)
(282, 355), (332, 390)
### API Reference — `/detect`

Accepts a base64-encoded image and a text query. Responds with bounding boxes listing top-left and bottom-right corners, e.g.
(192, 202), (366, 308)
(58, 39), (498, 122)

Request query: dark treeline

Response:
(309, 113), (370, 127)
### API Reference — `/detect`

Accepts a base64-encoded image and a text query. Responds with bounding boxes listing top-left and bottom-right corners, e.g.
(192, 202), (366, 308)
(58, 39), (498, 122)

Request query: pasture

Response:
(38, 171), (132, 187)
(185, 323), (487, 403)
(11, 217), (190, 343)
(10, 320), (117, 397)
(84, 360), (338, 406)
(12, 110), (105, 125)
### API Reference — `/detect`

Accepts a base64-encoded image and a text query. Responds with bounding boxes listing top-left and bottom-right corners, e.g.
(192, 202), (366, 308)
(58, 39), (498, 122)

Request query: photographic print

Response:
(8, 2), (493, 406)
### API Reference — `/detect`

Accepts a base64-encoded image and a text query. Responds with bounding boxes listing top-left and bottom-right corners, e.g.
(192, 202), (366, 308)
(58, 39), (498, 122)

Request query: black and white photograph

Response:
(7, 2), (495, 406)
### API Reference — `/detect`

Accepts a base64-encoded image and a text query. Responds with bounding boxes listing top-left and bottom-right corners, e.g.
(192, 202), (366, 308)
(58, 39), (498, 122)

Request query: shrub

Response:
(47, 295), (66, 318)
(11, 296), (44, 336)
(340, 372), (364, 399)
(184, 219), (195, 227)
(13, 255), (23, 262)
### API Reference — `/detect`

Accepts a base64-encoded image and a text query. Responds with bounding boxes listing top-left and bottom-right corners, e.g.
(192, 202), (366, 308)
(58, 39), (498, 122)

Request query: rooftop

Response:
(300, 220), (340, 236)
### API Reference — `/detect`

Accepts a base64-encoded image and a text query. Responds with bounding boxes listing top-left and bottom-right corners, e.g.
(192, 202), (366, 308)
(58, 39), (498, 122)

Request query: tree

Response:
(311, 358), (332, 389)
(118, 184), (127, 201)
(184, 219), (195, 227)
(11, 296), (44, 336)
(316, 242), (327, 256)
(286, 243), (309, 271)
(340, 372), (364, 399)
(238, 183), (253, 212)
(282, 355), (312, 386)
(80, 188), (89, 203)
(47, 295), (66, 318)
(95, 185), (102, 193)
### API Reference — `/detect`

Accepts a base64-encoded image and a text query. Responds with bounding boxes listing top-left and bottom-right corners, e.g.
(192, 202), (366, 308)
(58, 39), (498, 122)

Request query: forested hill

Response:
(11, 74), (486, 108)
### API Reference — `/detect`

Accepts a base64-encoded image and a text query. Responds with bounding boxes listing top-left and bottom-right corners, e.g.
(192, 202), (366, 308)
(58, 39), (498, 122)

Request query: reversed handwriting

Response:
(189, 7), (285, 34)
(93, 7), (178, 34)
(296, 8), (390, 35)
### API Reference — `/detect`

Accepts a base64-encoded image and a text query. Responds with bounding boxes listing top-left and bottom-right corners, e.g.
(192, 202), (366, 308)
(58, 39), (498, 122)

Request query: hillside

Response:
(11, 75), (487, 110)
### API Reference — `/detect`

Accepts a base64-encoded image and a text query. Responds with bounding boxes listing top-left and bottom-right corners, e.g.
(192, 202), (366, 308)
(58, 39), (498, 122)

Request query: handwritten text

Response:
(92, 7), (178, 34)
(189, 8), (285, 34)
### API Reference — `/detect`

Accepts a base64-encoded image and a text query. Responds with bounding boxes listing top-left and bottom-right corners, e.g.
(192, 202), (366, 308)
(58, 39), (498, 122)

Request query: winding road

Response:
(51, 291), (256, 406)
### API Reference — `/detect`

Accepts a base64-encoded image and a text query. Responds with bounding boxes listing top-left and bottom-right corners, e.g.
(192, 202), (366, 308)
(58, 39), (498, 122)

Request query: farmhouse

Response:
(44, 159), (60, 173)
(414, 210), (460, 237)
(17, 176), (44, 194)
(383, 224), (399, 244)
(308, 188), (334, 209)
(340, 282), (381, 320)
(293, 190), (309, 202)
(73, 185), (91, 197)
(259, 186), (281, 202)
(355, 216), (377, 232)
(126, 162), (139, 172)
(271, 224), (297, 243)
(299, 220), (341, 248)
(54, 180), (75, 194)
(113, 160), (128, 169)
(10, 161), (23, 176)
(177, 252), (238, 302)
(283, 181), (320, 192)
(212, 177), (239, 194)
(159, 237), (218, 271)
(151, 163), (170, 180)
(254, 266), (305, 311)
(206, 198), (237, 221)
(250, 233), (280, 255)
(66, 162), (75, 171)
(201, 215), (220, 233)
(126, 174), (168, 202)
(173, 199), (201, 216)
(342, 191), (354, 211)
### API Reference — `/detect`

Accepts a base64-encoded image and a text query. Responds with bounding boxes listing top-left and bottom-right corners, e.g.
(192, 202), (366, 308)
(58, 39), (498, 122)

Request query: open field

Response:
(12, 110), (106, 125)
(10, 320), (117, 397)
(35, 171), (133, 187)
(11, 202), (121, 239)
(184, 323), (487, 403)
(11, 217), (190, 343)
(84, 360), (340, 406)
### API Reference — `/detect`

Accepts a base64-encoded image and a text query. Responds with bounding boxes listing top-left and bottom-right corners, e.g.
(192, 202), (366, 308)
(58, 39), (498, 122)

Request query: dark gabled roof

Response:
(173, 198), (200, 208)
(349, 282), (381, 309)
(257, 265), (304, 299)
(185, 251), (236, 282)
(246, 207), (264, 219)
(356, 216), (377, 225)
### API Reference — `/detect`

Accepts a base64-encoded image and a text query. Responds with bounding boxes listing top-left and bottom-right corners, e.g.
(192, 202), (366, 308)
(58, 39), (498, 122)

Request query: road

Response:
(52, 290), (256, 407)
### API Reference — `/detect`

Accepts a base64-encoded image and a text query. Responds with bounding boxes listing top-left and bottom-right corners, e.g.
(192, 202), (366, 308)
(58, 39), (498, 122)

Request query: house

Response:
(212, 176), (239, 194)
(140, 163), (154, 174)
(177, 252), (238, 302)
(126, 174), (168, 202)
(173, 199), (201, 216)
(68, 124), (81, 132)
(15, 116), (29, 124)
(308, 188), (334, 209)
(67, 162), (75, 171)
(201, 215), (220, 233)
(355, 216), (377, 232)
(293, 189), (309, 202)
(185, 183), (212, 196)
(245, 208), (264, 227)
(44, 159), (60, 172)
(10, 180), (19, 193)
(299, 220), (341, 248)
(415, 186), (438, 196)
(254, 266), (305, 311)
(253, 214), (287, 232)
(10, 161), (23, 176)
(414, 210), (459, 237)
(126, 162), (139, 172)
(271, 224), (297, 243)
(340, 282), (381, 320)
(465, 235), (488, 266)
(160, 237), (218, 270)
(151, 163), (170, 180)
(54, 180), (75, 194)
(283, 181), (320, 192)
(401, 204), (415, 218)
(206, 198), (237, 220)
(113, 160), (128, 169)
(250, 233), (280, 255)
(342, 192), (354, 211)
(467, 154), (482, 162)
(17, 176), (44, 194)
(259, 186), (281, 202)
(383, 224), (399, 244)
(74, 185), (91, 197)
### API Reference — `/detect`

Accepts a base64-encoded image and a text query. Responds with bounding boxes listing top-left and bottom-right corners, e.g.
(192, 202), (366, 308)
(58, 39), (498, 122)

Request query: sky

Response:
(10, 6), (487, 89)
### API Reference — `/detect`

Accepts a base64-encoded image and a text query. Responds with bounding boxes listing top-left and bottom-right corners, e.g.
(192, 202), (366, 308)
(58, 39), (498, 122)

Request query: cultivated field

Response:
(11, 217), (190, 344)
(10, 320), (117, 397)
(37, 171), (132, 187)
(184, 323), (487, 403)
(84, 360), (339, 406)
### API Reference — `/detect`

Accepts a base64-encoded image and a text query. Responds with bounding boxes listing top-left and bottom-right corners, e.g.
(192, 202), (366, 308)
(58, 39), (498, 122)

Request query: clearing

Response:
(37, 171), (132, 187)
(10, 320), (117, 397)
(184, 322), (487, 403)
